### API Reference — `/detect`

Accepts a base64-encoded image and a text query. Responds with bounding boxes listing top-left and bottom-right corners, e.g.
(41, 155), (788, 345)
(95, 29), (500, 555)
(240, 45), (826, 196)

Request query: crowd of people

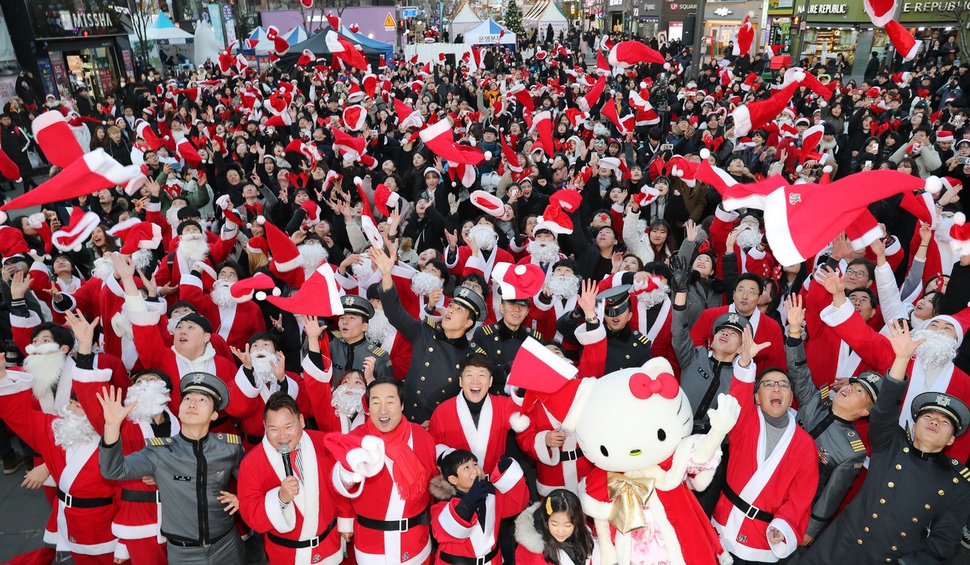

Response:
(0, 17), (969, 565)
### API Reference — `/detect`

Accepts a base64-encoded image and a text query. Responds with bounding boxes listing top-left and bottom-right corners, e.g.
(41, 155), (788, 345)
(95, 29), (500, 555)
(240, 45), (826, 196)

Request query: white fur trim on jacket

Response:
(491, 459), (524, 494)
(819, 299), (855, 328)
(768, 517), (798, 559)
(70, 366), (112, 384)
(264, 486), (296, 533)
(574, 322), (606, 346)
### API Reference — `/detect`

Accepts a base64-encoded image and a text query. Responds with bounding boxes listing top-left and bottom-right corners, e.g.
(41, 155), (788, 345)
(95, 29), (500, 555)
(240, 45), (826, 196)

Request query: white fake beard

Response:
(468, 224), (498, 251)
(351, 257), (374, 279)
(300, 244), (329, 278)
(410, 271), (443, 296)
(912, 329), (959, 370)
(23, 343), (67, 398)
(936, 216), (956, 244)
(546, 274), (580, 299)
(124, 379), (171, 423)
(735, 226), (763, 249)
(91, 256), (114, 281)
(365, 308), (393, 346)
(252, 351), (277, 385)
(332, 383), (366, 418)
(179, 233), (209, 263)
(167, 313), (185, 336)
(634, 282), (670, 310)
(132, 248), (154, 273)
(52, 406), (98, 449)
(210, 280), (235, 309)
(111, 309), (133, 339)
(166, 206), (184, 229)
(527, 239), (561, 264)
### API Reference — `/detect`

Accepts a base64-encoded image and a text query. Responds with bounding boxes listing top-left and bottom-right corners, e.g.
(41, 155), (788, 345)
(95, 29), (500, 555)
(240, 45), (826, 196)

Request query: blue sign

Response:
(402, 7), (419, 18)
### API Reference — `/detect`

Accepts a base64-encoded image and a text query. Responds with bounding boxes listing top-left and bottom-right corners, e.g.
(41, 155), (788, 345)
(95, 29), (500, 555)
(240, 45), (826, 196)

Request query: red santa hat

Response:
(491, 262), (546, 302)
(342, 105), (367, 131)
(534, 204), (573, 235)
(885, 20), (921, 62)
(608, 40), (666, 69)
(347, 81), (365, 104)
(300, 200), (322, 226)
(550, 189), (583, 213)
(26, 213), (52, 255)
(325, 30), (368, 71)
(731, 71), (805, 136)
(51, 208), (100, 252)
(353, 177), (383, 249)
(632, 185), (662, 207)
(864, 0), (897, 26)
(373, 184), (399, 217)
(419, 119), (485, 165)
(134, 121), (169, 152)
(216, 194), (248, 228)
(470, 190), (505, 218)
(507, 83), (534, 115)
(297, 49), (316, 66)
(112, 219), (163, 255)
(734, 13), (755, 57)
(246, 236), (269, 256)
(949, 213), (970, 259)
(578, 75), (607, 113)
(937, 130), (955, 143)
(332, 129), (366, 161)
(0, 149), (144, 225)
(394, 98), (424, 130)
(507, 337), (581, 423)
(175, 138), (201, 168)
(0, 225), (29, 258)
(265, 26), (290, 55)
(231, 273), (280, 303)
(255, 216), (303, 273)
(31, 110), (85, 169)
(326, 13), (341, 29)
(0, 149), (22, 183)
(266, 263), (344, 317)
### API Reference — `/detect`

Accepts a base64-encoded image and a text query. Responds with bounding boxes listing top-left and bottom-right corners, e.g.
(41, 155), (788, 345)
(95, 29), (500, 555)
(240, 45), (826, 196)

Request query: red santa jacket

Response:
(0, 371), (119, 557)
(713, 362), (818, 563)
(154, 228), (237, 305)
(231, 364), (313, 450)
(710, 207), (778, 279)
(332, 422), (438, 565)
(430, 460), (530, 564)
(179, 273), (267, 352)
(516, 398), (592, 496)
(238, 431), (345, 565)
(429, 394), (517, 473)
(445, 245), (514, 281)
(802, 280), (880, 388)
(691, 305), (787, 370)
(302, 351), (365, 434)
(72, 365), (177, 544)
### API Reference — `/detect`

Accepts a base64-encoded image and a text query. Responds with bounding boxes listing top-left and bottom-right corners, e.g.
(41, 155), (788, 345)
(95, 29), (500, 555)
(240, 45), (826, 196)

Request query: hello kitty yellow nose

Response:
(630, 449), (642, 456)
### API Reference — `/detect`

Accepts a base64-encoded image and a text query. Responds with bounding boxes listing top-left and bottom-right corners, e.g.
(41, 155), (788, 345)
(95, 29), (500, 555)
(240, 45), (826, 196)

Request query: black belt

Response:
(356, 512), (430, 532)
(267, 517), (337, 549)
(722, 483), (774, 523)
(561, 447), (583, 461)
(163, 528), (233, 548)
(121, 489), (160, 503)
(56, 488), (113, 509)
(246, 434), (263, 445)
(439, 545), (499, 565)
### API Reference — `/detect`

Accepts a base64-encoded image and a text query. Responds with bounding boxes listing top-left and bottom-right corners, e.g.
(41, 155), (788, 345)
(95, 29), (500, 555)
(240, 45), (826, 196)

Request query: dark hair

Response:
(439, 449), (477, 479)
(425, 259), (449, 280)
(755, 367), (791, 389)
(264, 391), (301, 418)
(735, 273), (765, 295)
(248, 332), (280, 350)
(551, 259), (580, 275)
(534, 489), (594, 565)
(217, 260), (244, 279)
(848, 287), (879, 309)
(647, 219), (676, 257)
(168, 301), (197, 316)
(920, 290), (943, 317)
(366, 282), (382, 301)
(30, 322), (74, 350)
(130, 368), (173, 392)
(847, 257), (875, 281)
(366, 378), (404, 404)
(459, 353), (493, 375)
(460, 272), (488, 293)
(642, 261), (673, 281)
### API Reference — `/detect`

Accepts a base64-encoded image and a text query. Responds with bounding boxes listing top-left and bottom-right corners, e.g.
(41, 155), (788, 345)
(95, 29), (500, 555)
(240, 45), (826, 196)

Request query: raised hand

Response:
(887, 319), (923, 359)
(97, 385), (136, 429)
(445, 229), (459, 250)
(577, 279), (598, 318)
(303, 315), (325, 342)
(64, 311), (100, 352)
(739, 325), (771, 367)
(111, 253), (136, 281)
(9, 271), (32, 300)
(785, 294), (806, 332)
(230, 344), (253, 369)
(815, 266), (845, 296)
(669, 253), (690, 294)
(370, 245), (397, 276)
(685, 219), (699, 242)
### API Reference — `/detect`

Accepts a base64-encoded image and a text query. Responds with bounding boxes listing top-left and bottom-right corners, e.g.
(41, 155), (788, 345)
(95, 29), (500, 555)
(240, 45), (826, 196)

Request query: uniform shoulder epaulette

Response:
(372, 347), (386, 356)
(849, 438), (866, 453)
(214, 433), (240, 444)
(147, 437), (172, 447)
(951, 458), (970, 483)
(483, 324), (495, 336)
(819, 384), (830, 400)
(637, 333), (651, 345)
(331, 330), (343, 339)
(427, 316), (436, 328)
(476, 347), (488, 355)
(530, 328), (543, 339)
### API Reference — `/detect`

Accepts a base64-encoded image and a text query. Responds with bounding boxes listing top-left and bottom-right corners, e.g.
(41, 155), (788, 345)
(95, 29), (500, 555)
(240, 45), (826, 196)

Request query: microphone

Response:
(279, 443), (294, 477)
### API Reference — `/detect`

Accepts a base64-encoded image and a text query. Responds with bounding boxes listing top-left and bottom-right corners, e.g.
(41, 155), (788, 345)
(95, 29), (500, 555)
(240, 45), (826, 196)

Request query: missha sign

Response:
(30, 4), (125, 38)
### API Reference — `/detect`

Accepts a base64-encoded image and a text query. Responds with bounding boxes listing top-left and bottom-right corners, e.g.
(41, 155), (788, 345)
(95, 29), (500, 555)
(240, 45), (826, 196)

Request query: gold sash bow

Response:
(606, 472), (657, 534)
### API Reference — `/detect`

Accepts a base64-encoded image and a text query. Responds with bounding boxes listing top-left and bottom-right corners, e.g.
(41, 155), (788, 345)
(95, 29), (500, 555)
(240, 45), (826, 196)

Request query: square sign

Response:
(402, 7), (419, 18)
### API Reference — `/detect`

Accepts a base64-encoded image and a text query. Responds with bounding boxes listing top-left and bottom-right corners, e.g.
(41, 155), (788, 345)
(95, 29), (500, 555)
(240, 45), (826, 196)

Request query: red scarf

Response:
(364, 418), (429, 502)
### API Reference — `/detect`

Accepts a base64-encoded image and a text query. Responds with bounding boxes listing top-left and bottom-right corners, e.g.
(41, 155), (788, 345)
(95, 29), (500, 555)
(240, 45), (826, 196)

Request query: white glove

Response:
(708, 394), (741, 436)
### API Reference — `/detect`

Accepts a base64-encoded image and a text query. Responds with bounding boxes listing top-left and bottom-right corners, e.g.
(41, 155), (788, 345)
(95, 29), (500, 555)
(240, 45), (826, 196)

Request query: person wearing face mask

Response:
(179, 262), (266, 352)
(429, 449), (529, 565)
(238, 393), (344, 565)
(514, 489), (600, 565)
(0, 362), (120, 564)
(67, 311), (176, 565)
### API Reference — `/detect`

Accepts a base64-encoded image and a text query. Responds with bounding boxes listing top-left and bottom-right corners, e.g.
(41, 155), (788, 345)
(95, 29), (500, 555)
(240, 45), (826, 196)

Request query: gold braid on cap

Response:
(545, 496), (554, 515)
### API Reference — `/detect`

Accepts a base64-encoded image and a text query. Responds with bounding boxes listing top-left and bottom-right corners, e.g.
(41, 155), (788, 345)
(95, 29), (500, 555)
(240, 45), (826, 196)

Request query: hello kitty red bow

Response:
(629, 372), (678, 400)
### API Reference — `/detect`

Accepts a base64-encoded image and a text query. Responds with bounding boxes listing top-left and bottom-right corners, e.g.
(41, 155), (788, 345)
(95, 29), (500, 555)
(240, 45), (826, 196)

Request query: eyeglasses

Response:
(759, 380), (791, 390)
(845, 268), (869, 278)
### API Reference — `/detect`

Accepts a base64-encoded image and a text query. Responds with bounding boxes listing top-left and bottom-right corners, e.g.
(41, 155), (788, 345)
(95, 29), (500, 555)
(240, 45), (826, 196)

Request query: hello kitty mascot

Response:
(509, 338), (739, 565)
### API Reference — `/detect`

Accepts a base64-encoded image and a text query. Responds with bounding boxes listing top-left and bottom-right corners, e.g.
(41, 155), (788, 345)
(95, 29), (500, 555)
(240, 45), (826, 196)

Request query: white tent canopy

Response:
(449, 1), (484, 39)
(523, 0), (569, 39)
(194, 21), (224, 67)
(463, 19), (516, 46)
(147, 13), (194, 44)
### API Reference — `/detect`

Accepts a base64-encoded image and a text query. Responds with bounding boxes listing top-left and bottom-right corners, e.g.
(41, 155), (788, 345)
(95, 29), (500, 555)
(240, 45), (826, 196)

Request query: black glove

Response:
(497, 455), (514, 473)
(670, 253), (691, 294)
(455, 478), (494, 522)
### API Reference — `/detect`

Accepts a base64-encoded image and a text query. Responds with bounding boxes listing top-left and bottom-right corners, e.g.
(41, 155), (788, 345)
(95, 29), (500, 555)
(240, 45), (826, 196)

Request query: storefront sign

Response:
(900, 0), (970, 21)
(807, 3), (847, 13)
(37, 59), (57, 98)
(804, 0), (864, 21)
(713, 7), (733, 16)
(48, 52), (67, 93)
(31, 4), (125, 38)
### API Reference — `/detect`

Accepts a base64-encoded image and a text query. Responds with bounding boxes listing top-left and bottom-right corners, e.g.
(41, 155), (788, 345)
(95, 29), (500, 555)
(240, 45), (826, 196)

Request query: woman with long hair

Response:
(514, 489), (599, 565)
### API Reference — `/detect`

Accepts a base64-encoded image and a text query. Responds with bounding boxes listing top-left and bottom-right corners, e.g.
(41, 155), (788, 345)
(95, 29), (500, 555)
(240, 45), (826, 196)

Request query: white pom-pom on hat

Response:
(955, 212), (967, 226)
(822, 165), (833, 173)
(255, 291), (267, 301)
(509, 412), (530, 433)
(925, 176), (943, 194)
(256, 216), (266, 225)
(0, 210), (7, 224)
(484, 151), (492, 161)
(699, 148), (711, 160)
(514, 264), (527, 275)
(663, 63), (671, 70)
